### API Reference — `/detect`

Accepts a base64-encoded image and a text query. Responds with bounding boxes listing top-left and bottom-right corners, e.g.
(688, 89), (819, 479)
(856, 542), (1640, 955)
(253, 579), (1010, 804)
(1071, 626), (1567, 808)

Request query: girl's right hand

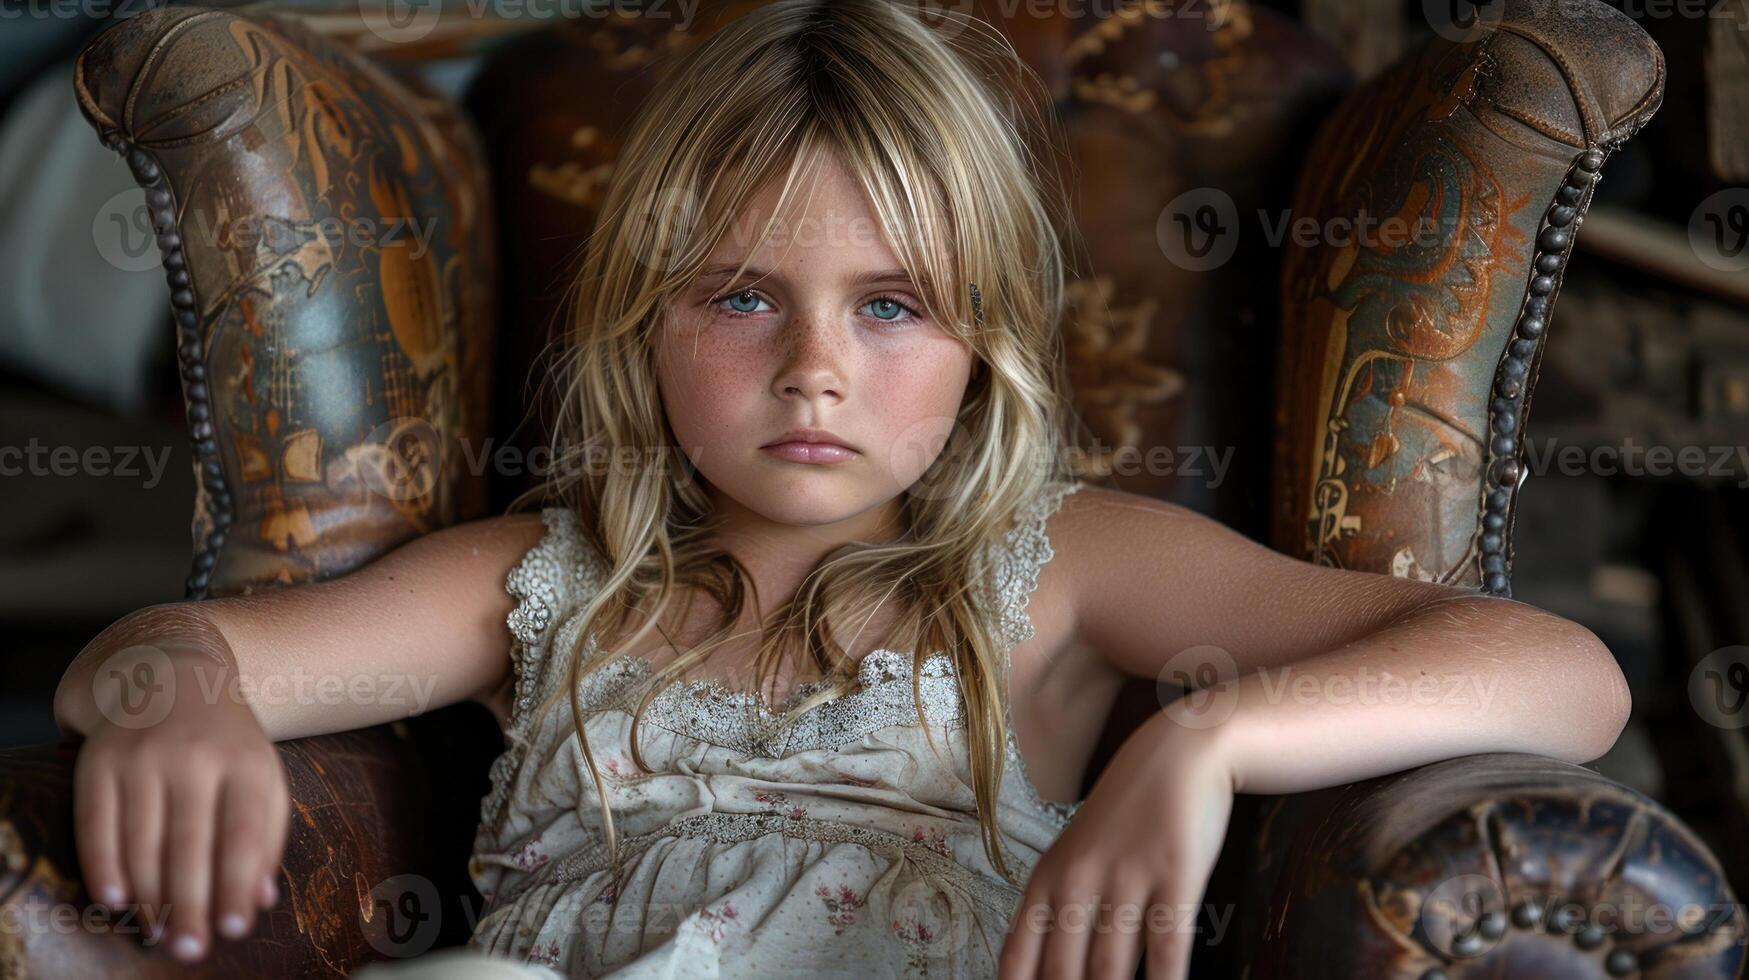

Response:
(70, 641), (290, 965)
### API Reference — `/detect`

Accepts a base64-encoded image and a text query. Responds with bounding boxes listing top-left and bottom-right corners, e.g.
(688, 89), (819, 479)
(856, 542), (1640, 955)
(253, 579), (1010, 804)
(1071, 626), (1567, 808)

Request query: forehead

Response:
(705, 155), (905, 277)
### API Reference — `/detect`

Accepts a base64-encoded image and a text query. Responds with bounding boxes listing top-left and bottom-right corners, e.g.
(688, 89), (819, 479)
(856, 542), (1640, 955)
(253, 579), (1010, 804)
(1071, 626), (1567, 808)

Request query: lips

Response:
(760, 427), (858, 465)
(762, 427), (856, 452)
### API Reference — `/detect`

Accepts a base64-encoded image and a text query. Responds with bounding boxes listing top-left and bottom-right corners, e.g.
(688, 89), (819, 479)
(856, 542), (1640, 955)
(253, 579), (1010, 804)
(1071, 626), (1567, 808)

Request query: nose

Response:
(770, 315), (846, 403)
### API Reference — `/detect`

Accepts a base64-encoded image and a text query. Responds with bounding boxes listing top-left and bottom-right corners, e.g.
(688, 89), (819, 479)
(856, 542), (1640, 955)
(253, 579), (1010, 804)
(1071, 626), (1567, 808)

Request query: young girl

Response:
(54, 1), (1633, 977)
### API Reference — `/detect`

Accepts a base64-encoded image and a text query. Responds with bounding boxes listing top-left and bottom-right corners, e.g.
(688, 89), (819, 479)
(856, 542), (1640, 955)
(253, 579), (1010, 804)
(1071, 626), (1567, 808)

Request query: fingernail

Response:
(171, 932), (203, 960)
(98, 883), (125, 909)
(262, 877), (279, 906)
(220, 912), (247, 938)
(145, 921), (164, 945)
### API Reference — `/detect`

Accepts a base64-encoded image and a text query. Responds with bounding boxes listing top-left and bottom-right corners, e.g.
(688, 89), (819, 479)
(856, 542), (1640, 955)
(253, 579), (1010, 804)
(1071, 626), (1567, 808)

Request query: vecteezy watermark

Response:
(1552, 0), (1749, 30)
(357, 0), (704, 45)
(1154, 646), (1502, 730)
(0, 895), (167, 941)
(1421, 873), (1509, 957)
(1421, 0), (1507, 43)
(196, 666), (440, 717)
(0, 0), (169, 19)
(93, 187), (440, 274)
(1520, 436), (1749, 487)
(0, 439), (173, 488)
(89, 645), (442, 731)
(894, 417), (1243, 503)
(1156, 188), (1447, 272)
(1156, 645), (1243, 730)
(1690, 188), (1749, 272)
(1689, 645), (1749, 731)
(91, 644), (178, 731)
(1011, 898), (1237, 946)
(916, 0), (1237, 41)
(363, 874), (445, 957)
(1421, 874), (1743, 958)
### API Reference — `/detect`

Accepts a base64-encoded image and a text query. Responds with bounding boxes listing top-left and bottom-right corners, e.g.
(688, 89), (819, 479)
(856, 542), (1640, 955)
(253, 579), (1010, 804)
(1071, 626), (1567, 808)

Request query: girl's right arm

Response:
(51, 510), (551, 964)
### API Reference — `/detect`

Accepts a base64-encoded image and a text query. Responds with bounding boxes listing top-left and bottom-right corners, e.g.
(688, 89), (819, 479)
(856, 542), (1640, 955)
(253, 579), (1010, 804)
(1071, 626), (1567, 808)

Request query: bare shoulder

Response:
(1012, 484), (1147, 692)
(1044, 483), (1194, 600)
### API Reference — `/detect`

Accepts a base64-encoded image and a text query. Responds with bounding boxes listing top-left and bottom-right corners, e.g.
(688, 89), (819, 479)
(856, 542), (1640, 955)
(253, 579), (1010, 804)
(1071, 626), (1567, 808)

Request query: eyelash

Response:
(706, 288), (922, 327)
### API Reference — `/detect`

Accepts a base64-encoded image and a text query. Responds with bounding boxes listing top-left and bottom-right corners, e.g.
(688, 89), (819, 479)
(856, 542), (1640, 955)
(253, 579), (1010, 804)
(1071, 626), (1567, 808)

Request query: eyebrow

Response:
(695, 263), (922, 290)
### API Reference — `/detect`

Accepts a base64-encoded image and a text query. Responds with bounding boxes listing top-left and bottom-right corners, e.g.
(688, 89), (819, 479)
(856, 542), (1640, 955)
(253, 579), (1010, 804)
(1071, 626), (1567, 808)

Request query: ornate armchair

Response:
(0, 1), (1740, 976)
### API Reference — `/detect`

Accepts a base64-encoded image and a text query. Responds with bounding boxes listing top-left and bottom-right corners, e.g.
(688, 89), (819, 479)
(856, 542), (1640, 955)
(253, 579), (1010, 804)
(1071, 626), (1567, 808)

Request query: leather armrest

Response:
(1238, 753), (1746, 977)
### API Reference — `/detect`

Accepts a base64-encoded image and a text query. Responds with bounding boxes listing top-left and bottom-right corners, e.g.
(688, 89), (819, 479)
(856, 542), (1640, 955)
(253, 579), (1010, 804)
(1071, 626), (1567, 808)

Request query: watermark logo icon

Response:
(1157, 188), (1239, 272)
(1156, 644), (1241, 729)
(92, 644), (177, 730)
(1422, 0), (1506, 43)
(1689, 188), (1749, 273)
(363, 874), (443, 957)
(1690, 645), (1749, 730)
(358, 0), (442, 44)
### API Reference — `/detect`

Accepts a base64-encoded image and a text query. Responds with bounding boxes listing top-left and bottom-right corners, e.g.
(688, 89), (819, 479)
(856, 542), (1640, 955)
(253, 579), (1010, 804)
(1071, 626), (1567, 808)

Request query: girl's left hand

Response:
(997, 717), (1238, 980)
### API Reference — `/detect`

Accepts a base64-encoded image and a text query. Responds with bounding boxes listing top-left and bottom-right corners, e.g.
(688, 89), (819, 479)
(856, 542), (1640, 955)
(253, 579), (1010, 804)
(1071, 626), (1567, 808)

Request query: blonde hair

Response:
(510, 0), (1083, 893)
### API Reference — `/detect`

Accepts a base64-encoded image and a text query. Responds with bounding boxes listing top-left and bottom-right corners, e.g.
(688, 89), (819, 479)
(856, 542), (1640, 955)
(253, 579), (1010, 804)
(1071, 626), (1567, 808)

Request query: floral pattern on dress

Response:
(527, 939), (562, 970)
(891, 916), (936, 977)
(813, 883), (867, 934)
(509, 839), (550, 873)
(909, 824), (950, 857)
(695, 900), (740, 944)
(754, 789), (808, 819)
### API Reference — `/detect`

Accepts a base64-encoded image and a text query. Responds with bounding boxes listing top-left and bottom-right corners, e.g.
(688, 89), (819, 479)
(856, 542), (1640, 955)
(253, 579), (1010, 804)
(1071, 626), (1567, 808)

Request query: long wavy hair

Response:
(509, 0), (1084, 891)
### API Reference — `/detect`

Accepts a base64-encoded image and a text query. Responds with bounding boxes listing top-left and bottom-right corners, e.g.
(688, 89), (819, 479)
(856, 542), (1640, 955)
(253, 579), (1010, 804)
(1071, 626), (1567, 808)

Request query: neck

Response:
(702, 485), (908, 620)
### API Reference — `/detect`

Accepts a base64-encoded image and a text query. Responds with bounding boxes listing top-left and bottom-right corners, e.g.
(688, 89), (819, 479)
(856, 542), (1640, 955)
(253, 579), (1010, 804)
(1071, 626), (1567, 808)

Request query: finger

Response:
(212, 776), (264, 941)
(162, 769), (219, 962)
(1143, 889), (1193, 980)
(998, 882), (1049, 979)
(1040, 883), (1096, 980)
(1085, 881), (1147, 980)
(119, 767), (165, 942)
(73, 749), (126, 910)
(256, 768), (289, 910)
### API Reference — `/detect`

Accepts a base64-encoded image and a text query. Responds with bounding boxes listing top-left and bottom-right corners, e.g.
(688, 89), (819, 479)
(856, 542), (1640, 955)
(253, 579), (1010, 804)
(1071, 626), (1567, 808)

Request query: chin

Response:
(731, 468), (872, 525)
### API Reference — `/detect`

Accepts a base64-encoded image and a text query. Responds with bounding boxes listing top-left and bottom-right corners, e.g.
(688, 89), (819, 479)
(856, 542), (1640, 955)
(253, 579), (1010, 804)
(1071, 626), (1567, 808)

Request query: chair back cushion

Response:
(1271, 0), (1664, 595)
(74, 6), (498, 598)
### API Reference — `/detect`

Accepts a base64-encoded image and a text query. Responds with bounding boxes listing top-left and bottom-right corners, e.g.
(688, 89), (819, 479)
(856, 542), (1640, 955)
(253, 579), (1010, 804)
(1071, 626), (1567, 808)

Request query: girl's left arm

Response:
(997, 486), (1631, 980)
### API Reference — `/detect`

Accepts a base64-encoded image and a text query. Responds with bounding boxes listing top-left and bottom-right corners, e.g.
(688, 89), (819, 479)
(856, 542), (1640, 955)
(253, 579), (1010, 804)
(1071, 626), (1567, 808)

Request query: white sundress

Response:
(357, 479), (1087, 980)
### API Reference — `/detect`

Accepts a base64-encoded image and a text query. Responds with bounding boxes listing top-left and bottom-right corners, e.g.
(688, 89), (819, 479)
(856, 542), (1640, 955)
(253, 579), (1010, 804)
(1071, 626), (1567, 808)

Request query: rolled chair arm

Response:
(1240, 752), (1747, 977)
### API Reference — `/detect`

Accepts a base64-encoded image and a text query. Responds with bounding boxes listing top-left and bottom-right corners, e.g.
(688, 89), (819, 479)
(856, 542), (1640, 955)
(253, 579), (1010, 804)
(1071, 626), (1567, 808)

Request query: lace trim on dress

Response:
(481, 480), (1086, 834)
(579, 648), (965, 758)
(483, 507), (597, 828)
(542, 810), (1021, 921)
(990, 479), (1087, 824)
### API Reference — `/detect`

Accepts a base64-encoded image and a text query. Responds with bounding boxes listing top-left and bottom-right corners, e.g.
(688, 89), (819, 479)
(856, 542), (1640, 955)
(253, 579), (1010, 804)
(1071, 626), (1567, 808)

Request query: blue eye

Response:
(707, 289), (922, 327)
(863, 295), (917, 323)
(713, 290), (770, 316)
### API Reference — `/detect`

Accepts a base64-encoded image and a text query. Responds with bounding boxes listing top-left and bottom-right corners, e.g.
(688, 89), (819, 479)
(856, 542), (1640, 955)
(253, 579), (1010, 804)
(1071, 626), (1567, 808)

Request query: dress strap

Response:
(988, 478), (1085, 656)
(985, 478), (1088, 830)
(503, 507), (604, 734)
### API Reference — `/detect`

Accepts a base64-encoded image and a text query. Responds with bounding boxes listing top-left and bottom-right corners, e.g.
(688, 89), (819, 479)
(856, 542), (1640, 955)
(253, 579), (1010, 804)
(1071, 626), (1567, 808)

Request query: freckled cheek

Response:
(865, 343), (974, 449)
(657, 336), (769, 447)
